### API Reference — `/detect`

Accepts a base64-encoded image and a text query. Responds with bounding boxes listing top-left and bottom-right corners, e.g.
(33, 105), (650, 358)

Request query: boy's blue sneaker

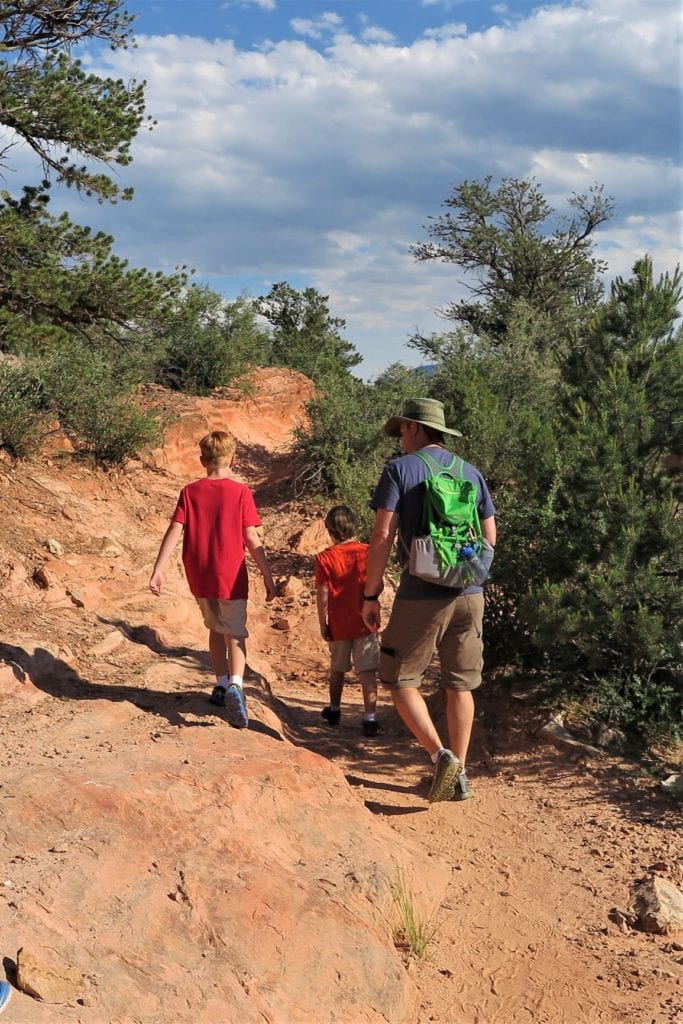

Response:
(428, 749), (462, 803)
(224, 684), (249, 729)
(209, 685), (226, 707)
(0, 980), (11, 1015)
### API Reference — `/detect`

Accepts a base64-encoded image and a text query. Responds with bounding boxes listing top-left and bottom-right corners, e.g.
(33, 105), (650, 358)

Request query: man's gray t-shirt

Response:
(370, 446), (496, 599)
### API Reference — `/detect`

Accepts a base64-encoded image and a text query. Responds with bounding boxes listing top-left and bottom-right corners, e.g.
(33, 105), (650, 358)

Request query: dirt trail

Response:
(0, 372), (681, 1023)
(255, 497), (682, 1024)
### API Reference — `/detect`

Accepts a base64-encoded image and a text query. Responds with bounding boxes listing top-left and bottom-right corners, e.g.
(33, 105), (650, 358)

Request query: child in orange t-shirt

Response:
(315, 505), (380, 737)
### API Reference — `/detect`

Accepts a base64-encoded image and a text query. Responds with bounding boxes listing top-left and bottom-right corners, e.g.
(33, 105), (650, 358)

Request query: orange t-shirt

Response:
(314, 541), (371, 641)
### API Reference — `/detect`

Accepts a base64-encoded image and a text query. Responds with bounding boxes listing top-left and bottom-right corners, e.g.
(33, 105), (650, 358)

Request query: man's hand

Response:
(149, 570), (164, 596)
(362, 598), (381, 632)
(263, 578), (277, 602)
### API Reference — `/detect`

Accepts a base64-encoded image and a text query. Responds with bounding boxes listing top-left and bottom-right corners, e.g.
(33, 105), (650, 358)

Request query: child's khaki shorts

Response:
(329, 634), (380, 674)
(195, 598), (248, 638)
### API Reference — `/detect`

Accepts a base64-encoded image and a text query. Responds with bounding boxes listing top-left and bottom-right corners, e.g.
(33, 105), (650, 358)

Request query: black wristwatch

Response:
(363, 593), (381, 601)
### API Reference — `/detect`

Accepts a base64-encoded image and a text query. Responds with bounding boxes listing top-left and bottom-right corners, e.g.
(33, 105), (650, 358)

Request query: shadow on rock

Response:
(0, 641), (279, 738)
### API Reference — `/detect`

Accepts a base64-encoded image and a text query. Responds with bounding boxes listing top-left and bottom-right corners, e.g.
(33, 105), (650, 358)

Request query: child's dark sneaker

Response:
(449, 770), (472, 801)
(321, 706), (341, 726)
(224, 684), (248, 729)
(209, 685), (227, 707)
(428, 749), (462, 803)
(362, 719), (381, 737)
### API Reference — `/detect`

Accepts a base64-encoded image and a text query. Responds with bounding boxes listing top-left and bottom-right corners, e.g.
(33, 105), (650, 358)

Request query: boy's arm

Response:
(149, 520), (184, 596)
(243, 525), (276, 601)
(316, 584), (331, 640)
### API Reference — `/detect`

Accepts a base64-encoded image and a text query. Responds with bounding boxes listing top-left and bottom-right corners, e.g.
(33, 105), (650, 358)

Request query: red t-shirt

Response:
(314, 541), (371, 641)
(172, 477), (261, 599)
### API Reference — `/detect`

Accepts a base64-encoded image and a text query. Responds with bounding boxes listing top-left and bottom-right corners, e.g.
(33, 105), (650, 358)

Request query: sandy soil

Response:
(254, 491), (683, 1024)
(0, 372), (681, 1023)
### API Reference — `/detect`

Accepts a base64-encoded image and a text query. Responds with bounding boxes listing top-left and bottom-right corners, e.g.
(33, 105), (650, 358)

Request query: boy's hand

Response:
(321, 624), (332, 641)
(149, 570), (164, 596)
(264, 579), (277, 602)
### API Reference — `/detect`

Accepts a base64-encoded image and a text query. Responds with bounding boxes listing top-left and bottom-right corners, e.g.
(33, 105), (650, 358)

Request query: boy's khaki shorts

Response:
(195, 598), (248, 638)
(329, 634), (380, 674)
(379, 592), (484, 692)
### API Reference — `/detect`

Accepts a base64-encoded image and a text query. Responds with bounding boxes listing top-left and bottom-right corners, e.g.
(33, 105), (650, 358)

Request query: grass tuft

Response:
(390, 869), (440, 959)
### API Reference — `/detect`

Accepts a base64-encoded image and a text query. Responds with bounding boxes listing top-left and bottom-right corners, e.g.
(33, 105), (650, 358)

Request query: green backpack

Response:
(408, 450), (490, 587)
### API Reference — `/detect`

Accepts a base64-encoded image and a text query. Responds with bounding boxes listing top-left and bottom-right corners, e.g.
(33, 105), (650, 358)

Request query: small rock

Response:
(32, 566), (51, 589)
(97, 536), (123, 558)
(660, 774), (683, 800)
(632, 875), (683, 936)
(66, 589), (85, 609)
(272, 618), (291, 632)
(538, 713), (603, 758)
(45, 538), (64, 557)
(608, 908), (630, 933)
(90, 631), (124, 656)
(16, 946), (84, 1004)
(279, 575), (305, 598)
(595, 722), (626, 750)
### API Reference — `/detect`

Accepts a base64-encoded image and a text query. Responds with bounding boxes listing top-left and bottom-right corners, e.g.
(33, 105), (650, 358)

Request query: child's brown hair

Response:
(199, 430), (236, 465)
(325, 505), (357, 543)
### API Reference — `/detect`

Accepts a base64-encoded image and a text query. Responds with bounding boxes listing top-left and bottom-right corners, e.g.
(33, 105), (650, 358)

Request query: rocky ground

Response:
(0, 368), (681, 1023)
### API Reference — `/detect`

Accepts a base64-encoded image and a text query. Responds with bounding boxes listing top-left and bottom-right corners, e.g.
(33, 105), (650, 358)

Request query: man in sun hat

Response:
(361, 398), (496, 803)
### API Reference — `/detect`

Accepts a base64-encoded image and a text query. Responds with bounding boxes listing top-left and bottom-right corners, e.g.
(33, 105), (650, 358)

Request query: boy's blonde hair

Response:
(199, 430), (236, 465)
(325, 505), (357, 542)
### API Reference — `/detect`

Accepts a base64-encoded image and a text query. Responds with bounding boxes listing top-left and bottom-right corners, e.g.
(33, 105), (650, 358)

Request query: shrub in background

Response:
(41, 342), (162, 465)
(0, 360), (49, 457)
(155, 286), (269, 394)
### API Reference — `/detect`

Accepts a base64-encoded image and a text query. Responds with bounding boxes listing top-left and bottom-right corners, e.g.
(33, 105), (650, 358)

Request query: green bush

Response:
(293, 364), (424, 536)
(41, 343), (162, 465)
(0, 361), (49, 457)
(155, 286), (268, 394)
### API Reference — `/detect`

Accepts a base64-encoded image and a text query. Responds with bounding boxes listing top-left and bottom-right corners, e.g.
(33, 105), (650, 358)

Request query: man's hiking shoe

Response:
(428, 749), (462, 803)
(362, 719), (381, 737)
(0, 981), (11, 1015)
(321, 706), (341, 726)
(209, 685), (226, 707)
(449, 770), (472, 801)
(224, 684), (249, 729)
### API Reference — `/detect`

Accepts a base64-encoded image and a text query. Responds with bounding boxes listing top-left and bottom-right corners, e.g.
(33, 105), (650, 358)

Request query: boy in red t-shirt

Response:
(149, 430), (275, 728)
(315, 505), (380, 737)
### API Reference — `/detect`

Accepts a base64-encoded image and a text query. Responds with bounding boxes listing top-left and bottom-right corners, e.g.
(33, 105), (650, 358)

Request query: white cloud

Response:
(52, 0), (681, 374)
(361, 25), (397, 44)
(422, 22), (467, 40)
(421, 0), (465, 9)
(290, 12), (344, 39)
(223, 0), (277, 10)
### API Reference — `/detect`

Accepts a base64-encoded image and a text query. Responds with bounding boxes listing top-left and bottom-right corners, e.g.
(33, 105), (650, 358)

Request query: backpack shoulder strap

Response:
(415, 450), (457, 477)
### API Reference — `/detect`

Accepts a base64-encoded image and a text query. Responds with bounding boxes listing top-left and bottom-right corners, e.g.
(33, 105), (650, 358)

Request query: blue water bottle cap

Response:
(462, 545), (474, 557)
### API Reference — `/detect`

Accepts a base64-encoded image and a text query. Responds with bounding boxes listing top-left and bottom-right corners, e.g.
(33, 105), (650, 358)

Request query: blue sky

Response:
(35, 0), (682, 376)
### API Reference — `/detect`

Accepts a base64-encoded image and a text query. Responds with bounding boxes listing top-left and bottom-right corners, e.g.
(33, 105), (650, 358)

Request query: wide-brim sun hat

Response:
(384, 398), (462, 438)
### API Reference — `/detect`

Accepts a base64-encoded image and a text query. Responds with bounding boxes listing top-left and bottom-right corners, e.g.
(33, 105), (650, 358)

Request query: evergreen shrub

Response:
(0, 361), (48, 457)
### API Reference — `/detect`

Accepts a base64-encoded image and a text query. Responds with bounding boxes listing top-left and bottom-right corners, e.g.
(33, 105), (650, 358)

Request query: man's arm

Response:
(149, 520), (184, 596)
(481, 515), (497, 547)
(362, 508), (399, 631)
(243, 525), (276, 601)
